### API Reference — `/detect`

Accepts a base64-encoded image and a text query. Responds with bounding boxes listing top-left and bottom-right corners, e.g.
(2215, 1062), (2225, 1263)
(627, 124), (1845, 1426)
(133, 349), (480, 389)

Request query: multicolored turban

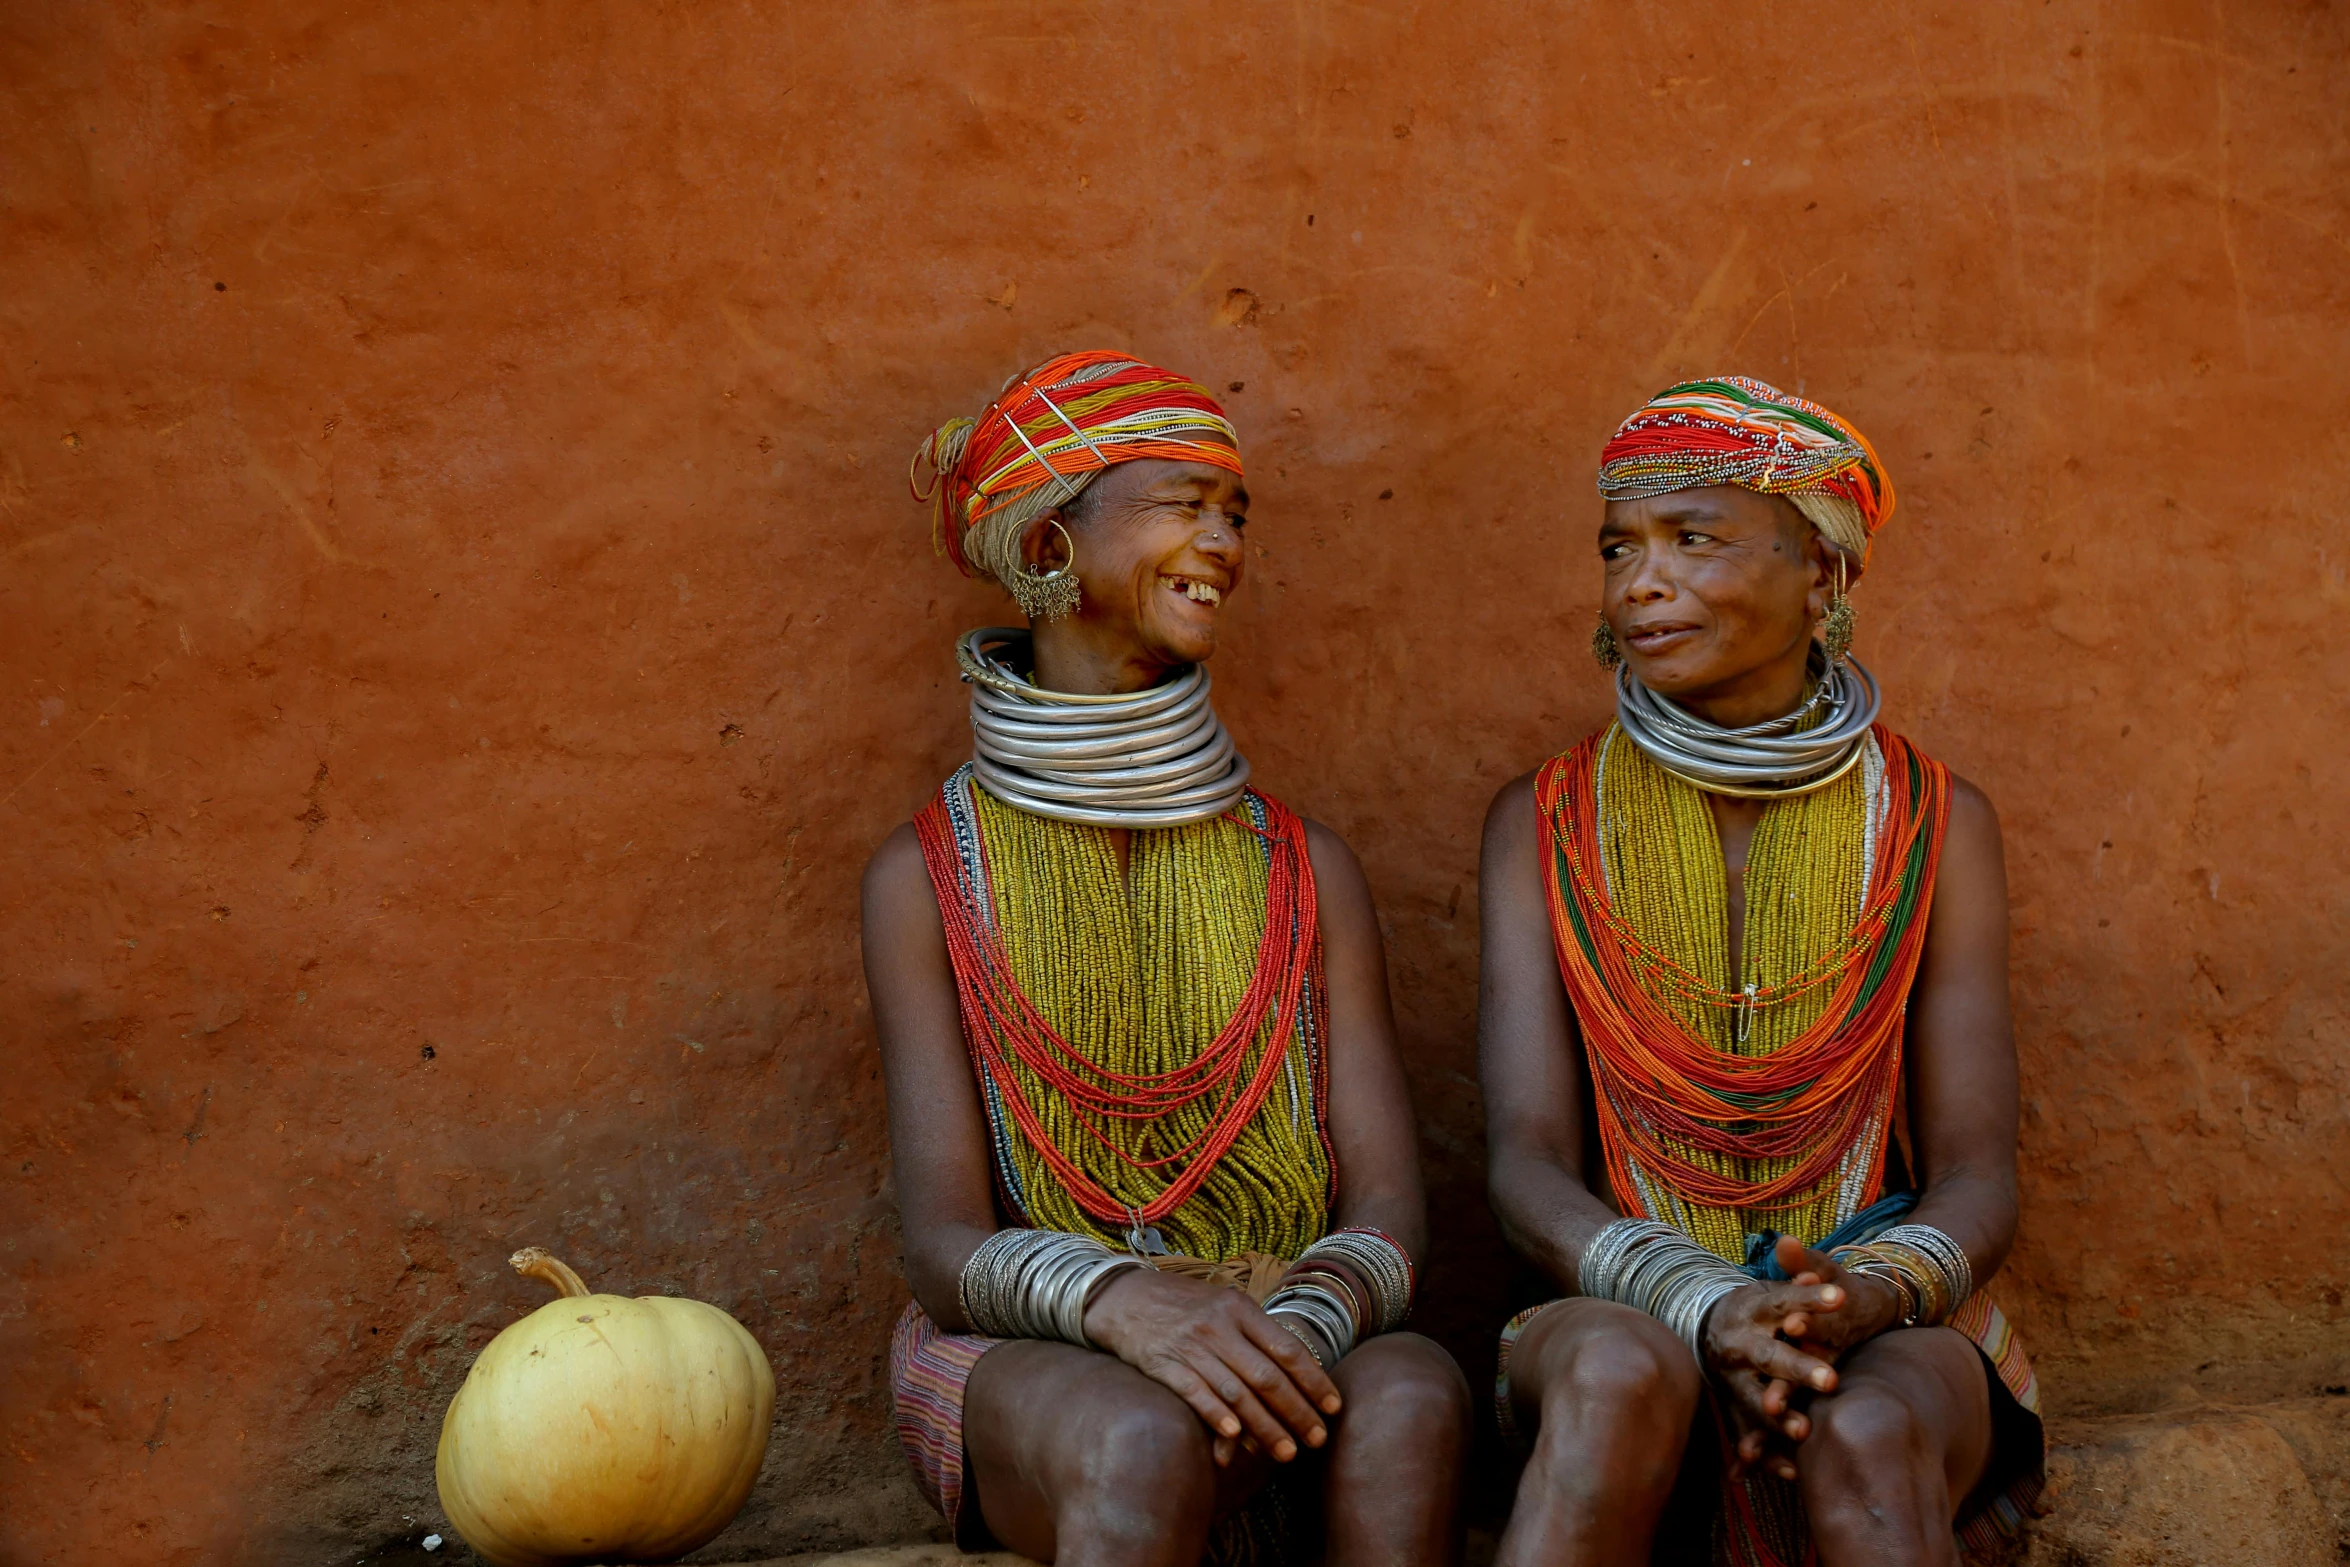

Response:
(1597, 375), (1894, 560)
(911, 350), (1243, 590)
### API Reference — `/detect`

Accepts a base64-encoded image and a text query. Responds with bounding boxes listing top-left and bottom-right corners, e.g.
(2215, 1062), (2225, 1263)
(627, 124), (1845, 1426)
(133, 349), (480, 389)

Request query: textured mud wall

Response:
(5, 3), (2346, 1563)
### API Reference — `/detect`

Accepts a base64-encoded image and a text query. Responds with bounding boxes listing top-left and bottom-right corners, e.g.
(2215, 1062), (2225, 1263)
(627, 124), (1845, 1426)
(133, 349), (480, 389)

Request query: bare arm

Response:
(1304, 818), (1428, 1265)
(1782, 774), (2020, 1352)
(1900, 776), (2021, 1282)
(1477, 771), (1621, 1284)
(862, 822), (1001, 1330)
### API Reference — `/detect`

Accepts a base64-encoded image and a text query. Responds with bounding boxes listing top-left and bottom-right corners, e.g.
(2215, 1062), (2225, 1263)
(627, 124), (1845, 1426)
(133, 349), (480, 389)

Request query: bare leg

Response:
(965, 1332), (1468, 1567)
(965, 1338), (1241, 1567)
(1799, 1327), (1995, 1567)
(1492, 1299), (1703, 1567)
(1321, 1333), (1473, 1567)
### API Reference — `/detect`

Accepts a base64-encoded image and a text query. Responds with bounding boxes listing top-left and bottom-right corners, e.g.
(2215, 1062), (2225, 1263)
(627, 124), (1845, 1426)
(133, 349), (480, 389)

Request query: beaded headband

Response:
(1597, 375), (1895, 554)
(912, 350), (1243, 578)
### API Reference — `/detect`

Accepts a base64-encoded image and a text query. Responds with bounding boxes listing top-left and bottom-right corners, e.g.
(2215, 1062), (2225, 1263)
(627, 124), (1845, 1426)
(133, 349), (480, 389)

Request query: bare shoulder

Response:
(1300, 816), (1370, 896)
(1923, 768), (2010, 937)
(862, 820), (933, 916)
(1941, 770), (2006, 862)
(1482, 767), (1545, 856)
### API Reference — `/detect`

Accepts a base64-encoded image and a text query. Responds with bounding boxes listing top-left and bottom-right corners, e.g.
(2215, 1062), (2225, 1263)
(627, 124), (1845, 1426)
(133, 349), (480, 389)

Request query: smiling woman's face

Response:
(1025, 452), (1248, 676)
(1598, 485), (1841, 712)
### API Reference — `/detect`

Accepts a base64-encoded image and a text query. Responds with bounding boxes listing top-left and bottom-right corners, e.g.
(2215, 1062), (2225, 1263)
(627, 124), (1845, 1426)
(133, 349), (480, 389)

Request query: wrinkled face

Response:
(1031, 450), (1248, 667)
(1598, 485), (1833, 701)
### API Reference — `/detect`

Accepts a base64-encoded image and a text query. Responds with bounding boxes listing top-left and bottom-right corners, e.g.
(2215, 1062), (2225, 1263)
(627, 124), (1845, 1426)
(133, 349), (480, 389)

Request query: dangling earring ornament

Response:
(1821, 557), (1856, 666)
(1010, 517), (1083, 622)
(1591, 611), (1622, 670)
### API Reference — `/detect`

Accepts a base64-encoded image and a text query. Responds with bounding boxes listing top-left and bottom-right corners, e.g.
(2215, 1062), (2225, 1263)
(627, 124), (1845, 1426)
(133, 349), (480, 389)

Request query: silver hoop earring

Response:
(1010, 517), (1083, 622)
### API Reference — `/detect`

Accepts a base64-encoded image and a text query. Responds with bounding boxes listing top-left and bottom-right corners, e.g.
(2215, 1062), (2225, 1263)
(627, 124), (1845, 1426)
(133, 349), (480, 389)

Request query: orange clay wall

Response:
(5, 3), (2346, 1562)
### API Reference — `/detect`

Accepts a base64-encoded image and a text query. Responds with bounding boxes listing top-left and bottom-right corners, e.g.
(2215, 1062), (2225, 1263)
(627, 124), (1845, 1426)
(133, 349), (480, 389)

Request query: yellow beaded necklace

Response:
(968, 785), (1332, 1262)
(1595, 725), (1876, 1259)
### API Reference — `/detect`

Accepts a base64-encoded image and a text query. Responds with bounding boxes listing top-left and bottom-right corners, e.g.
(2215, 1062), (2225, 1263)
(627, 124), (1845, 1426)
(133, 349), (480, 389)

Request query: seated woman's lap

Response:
(963, 1333), (1468, 1565)
(1799, 1325), (1995, 1511)
(1508, 1301), (1997, 1527)
(965, 1338), (1256, 1562)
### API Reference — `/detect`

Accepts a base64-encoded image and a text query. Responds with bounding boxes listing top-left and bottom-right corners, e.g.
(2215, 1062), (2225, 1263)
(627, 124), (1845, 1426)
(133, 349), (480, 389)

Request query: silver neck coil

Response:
(1613, 651), (1881, 798)
(958, 626), (1252, 829)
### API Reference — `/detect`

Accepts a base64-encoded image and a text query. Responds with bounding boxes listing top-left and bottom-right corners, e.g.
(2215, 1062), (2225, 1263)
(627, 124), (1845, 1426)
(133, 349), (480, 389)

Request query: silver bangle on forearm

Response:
(1296, 1226), (1416, 1334)
(1264, 1277), (1358, 1368)
(958, 1228), (1148, 1347)
(1838, 1223), (1973, 1326)
(1876, 1224), (1973, 1310)
(1579, 1217), (1750, 1361)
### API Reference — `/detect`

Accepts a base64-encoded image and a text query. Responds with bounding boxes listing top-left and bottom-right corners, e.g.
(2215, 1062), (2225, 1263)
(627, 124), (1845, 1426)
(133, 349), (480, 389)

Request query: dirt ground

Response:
(3, 2), (2345, 1563)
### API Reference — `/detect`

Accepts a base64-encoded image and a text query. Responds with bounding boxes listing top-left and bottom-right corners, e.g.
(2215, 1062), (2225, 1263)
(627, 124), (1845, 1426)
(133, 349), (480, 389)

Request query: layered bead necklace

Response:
(915, 632), (1331, 1259)
(1538, 725), (1952, 1258)
(915, 774), (1331, 1258)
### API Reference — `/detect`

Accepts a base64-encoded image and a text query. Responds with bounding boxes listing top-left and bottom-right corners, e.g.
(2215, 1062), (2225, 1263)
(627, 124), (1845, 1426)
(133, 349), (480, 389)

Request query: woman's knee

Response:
(1337, 1333), (1473, 1440)
(1806, 1383), (1931, 1479)
(1540, 1307), (1702, 1434)
(1067, 1387), (1217, 1510)
(1799, 1382), (1959, 1558)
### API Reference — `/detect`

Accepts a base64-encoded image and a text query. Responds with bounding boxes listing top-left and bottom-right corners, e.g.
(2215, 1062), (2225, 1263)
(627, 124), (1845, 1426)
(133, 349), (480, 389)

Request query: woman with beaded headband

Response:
(864, 350), (1470, 1567)
(1478, 377), (2043, 1566)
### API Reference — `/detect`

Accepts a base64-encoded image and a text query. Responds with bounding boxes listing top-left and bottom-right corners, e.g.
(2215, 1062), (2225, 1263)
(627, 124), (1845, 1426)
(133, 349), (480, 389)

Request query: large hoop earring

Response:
(1820, 557), (1855, 666)
(1591, 610), (1622, 670)
(1010, 517), (1083, 622)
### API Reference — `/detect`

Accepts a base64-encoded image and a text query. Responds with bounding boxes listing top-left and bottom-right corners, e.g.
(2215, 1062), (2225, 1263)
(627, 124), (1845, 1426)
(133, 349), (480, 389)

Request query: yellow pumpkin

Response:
(435, 1248), (776, 1567)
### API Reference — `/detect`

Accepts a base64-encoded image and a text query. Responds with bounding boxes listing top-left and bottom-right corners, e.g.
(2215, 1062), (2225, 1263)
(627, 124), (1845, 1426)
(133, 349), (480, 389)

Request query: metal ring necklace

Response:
(957, 627), (1251, 828)
(1612, 649), (1881, 798)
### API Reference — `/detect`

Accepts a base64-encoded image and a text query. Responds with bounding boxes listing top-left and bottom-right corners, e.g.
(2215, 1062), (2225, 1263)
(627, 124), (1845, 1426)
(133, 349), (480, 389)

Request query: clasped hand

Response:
(1082, 1266), (1342, 1467)
(1700, 1235), (1904, 1481)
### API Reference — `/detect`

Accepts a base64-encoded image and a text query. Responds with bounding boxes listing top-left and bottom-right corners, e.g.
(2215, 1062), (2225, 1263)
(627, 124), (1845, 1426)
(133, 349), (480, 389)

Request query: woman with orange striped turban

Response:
(1478, 376), (2043, 1567)
(863, 351), (1470, 1566)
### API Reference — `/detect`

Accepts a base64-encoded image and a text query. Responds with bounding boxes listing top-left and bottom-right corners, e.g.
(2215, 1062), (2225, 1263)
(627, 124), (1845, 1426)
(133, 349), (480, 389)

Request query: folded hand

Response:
(1699, 1254), (1845, 1481)
(1083, 1267), (1343, 1466)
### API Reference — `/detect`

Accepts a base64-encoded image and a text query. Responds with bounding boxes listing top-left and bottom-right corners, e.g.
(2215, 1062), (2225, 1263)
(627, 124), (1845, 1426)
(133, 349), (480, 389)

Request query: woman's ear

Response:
(1019, 508), (1072, 573)
(1826, 539), (1864, 595)
(1802, 531), (1859, 623)
(1804, 530), (1842, 620)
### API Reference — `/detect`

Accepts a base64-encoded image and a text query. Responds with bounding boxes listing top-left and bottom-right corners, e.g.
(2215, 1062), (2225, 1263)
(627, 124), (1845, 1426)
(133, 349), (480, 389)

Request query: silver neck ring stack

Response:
(958, 627), (1252, 829)
(1613, 650), (1882, 799)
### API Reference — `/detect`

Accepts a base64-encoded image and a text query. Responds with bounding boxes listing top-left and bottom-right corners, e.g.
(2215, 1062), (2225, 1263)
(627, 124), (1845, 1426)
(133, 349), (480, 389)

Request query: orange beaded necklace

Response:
(1539, 724), (1951, 1240)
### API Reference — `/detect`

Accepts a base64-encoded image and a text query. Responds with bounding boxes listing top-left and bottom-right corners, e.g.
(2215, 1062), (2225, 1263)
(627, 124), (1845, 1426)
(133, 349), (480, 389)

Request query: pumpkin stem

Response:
(510, 1247), (593, 1299)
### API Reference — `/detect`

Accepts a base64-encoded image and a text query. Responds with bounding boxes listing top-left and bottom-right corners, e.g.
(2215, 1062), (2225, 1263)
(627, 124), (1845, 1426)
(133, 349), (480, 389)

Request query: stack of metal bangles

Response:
(1262, 1227), (1417, 1369)
(955, 1225), (1417, 1369)
(1828, 1224), (1974, 1328)
(1578, 1220), (1751, 1359)
(959, 1229), (1147, 1346)
(1580, 1217), (1975, 1357)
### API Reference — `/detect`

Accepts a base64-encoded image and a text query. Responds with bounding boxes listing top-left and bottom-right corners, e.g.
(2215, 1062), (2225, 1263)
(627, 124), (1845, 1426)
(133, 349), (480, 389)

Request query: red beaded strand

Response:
(915, 793), (1322, 1228)
(1539, 728), (1951, 1214)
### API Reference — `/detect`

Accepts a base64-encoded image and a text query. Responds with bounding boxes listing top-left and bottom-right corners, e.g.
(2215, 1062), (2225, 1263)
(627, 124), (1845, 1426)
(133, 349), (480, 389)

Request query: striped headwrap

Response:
(1597, 376), (1895, 560)
(911, 351), (1243, 589)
